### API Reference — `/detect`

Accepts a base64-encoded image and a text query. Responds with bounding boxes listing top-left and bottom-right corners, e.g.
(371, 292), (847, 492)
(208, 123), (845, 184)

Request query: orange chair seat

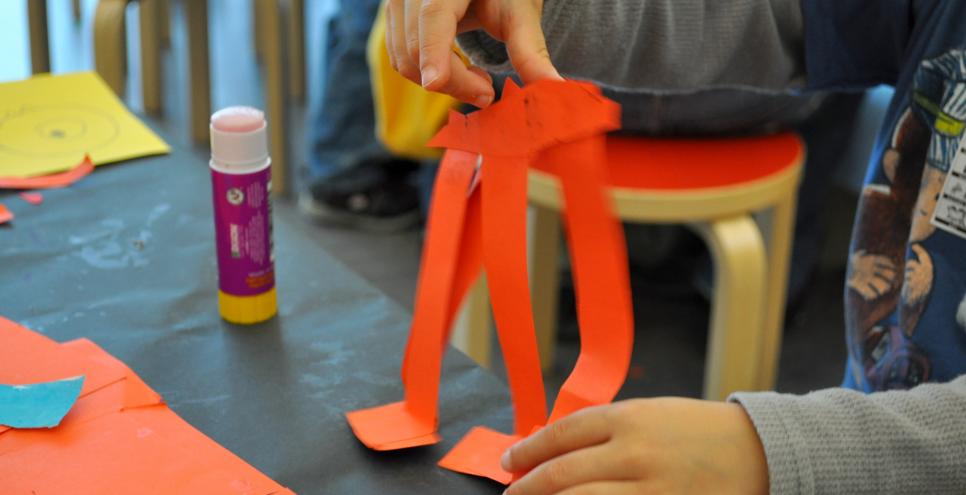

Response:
(534, 132), (804, 191)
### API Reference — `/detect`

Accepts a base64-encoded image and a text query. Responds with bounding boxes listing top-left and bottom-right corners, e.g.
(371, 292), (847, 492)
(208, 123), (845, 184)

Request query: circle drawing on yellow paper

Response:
(0, 105), (120, 157)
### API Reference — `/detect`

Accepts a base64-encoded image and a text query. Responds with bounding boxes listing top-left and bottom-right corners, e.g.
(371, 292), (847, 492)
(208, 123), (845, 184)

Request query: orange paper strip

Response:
(0, 203), (12, 224)
(18, 192), (43, 205)
(346, 149), (479, 449)
(438, 427), (521, 485)
(0, 155), (94, 190)
(480, 154), (546, 435)
(542, 137), (633, 423)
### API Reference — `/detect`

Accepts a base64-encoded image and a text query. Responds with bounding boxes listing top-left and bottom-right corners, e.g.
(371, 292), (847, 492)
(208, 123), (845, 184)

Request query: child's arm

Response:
(502, 375), (966, 494)
(731, 374), (966, 494)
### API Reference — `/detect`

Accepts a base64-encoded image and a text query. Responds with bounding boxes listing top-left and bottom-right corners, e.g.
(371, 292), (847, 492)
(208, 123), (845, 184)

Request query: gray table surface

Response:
(0, 131), (511, 493)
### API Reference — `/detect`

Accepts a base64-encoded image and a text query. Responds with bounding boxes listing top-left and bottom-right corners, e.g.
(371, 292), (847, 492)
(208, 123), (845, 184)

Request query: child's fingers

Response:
(438, 52), (494, 107)
(503, 444), (624, 495)
(456, 14), (482, 34)
(502, 406), (613, 473)
(555, 481), (643, 495)
(388, 0), (419, 83)
(504, 0), (561, 84)
(403, 0), (422, 65)
(418, 0), (471, 90)
(385, 13), (397, 71)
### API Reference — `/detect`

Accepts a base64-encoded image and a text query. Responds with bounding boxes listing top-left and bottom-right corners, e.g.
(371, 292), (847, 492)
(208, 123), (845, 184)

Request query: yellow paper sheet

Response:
(0, 72), (170, 178)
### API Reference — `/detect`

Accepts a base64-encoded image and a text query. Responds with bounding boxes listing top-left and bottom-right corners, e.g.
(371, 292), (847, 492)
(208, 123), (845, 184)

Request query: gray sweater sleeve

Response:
(730, 376), (966, 494)
(456, 0), (807, 94)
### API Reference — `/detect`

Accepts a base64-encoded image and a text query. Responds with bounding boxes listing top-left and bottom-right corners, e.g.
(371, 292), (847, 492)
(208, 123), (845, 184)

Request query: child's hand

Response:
(385, 0), (561, 107)
(502, 398), (768, 495)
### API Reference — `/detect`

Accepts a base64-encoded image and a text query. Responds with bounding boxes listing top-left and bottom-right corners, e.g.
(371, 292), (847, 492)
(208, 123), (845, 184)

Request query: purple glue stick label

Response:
(211, 165), (275, 296)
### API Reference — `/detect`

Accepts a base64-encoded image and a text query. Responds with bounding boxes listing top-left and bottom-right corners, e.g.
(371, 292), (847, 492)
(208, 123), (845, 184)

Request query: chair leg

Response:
(286, 0), (305, 101)
(72, 0), (82, 22)
(93, 0), (128, 96)
(260, 0), (288, 195)
(139, 0), (163, 115)
(159, 0), (170, 48)
(758, 192), (798, 390)
(186, 0), (211, 145)
(529, 204), (562, 372)
(693, 215), (767, 401)
(28, 0), (51, 74)
(450, 275), (493, 369)
(253, 0), (266, 61)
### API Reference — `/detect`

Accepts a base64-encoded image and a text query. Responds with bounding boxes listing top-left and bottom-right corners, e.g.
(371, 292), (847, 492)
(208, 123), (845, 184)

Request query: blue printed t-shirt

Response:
(802, 0), (966, 391)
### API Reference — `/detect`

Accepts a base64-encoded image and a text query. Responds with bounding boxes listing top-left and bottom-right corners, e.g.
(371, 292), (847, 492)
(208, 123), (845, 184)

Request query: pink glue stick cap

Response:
(210, 106), (269, 171)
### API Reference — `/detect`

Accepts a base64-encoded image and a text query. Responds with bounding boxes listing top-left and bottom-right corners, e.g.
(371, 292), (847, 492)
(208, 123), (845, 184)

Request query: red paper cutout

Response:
(0, 203), (12, 225)
(0, 155), (94, 190)
(0, 316), (295, 495)
(346, 80), (633, 485)
(18, 192), (43, 205)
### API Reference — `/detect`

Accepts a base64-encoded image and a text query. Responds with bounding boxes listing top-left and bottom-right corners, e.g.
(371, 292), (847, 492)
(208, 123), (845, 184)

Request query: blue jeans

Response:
(306, 0), (386, 182)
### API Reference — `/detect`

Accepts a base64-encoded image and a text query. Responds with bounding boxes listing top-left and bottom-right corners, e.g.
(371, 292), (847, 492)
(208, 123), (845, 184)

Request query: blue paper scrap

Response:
(0, 375), (85, 429)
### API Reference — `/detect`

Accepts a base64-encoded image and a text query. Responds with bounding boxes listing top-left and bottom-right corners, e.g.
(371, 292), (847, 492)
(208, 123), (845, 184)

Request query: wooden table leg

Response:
(186, 0), (211, 145)
(287, 0), (305, 101)
(27, 0), (51, 74)
(140, 0), (163, 114)
(93, 0), (128, 96)
(260, 0), (288, 195)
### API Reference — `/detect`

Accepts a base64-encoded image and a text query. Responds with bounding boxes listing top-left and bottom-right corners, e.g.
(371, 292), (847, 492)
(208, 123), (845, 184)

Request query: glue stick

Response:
(209, 106), (277, 324)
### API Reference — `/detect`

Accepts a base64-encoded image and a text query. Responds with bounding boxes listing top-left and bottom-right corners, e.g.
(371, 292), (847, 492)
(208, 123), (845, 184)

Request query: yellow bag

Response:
(367, 2), (462, 160)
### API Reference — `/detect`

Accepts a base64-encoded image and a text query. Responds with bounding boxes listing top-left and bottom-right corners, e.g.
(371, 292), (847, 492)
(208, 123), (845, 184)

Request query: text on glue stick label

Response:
(211, 166), (275, 296)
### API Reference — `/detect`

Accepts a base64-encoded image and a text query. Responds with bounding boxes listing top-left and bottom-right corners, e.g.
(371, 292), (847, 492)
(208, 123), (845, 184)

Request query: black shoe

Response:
(299, 158), (421, 233)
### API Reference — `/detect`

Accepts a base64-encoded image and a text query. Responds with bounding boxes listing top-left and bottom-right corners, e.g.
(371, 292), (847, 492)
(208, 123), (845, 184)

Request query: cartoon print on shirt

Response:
(846, 48), (966, 389)
(958, 292), (966, 333)
(846, 109), (932, 389)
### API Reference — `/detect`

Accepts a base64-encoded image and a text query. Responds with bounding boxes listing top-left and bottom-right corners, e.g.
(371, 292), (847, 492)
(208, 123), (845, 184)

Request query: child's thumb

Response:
(504, 3), (561, 84)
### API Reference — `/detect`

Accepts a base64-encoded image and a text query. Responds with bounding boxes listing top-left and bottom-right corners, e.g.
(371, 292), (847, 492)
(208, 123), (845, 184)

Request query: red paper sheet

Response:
(0, 316), (296, 495)
(0, 155), (94, 190)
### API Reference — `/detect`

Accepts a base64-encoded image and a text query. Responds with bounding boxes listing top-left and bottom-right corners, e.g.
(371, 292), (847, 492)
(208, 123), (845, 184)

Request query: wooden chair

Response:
(92, 0), (165, 115)
(27, 0), (50, 74)
(92, 0), (304, 195)
(455, 133), (805, 401)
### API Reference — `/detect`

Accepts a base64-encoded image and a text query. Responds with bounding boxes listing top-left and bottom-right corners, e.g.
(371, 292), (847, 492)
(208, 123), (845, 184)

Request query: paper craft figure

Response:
(346, 80), (634, 484)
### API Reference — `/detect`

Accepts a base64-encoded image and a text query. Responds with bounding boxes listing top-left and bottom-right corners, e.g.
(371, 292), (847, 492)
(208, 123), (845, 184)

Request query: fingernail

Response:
(474, 95), (493, 108)
(421, 65), (439, 87)
(500, 449), (511, 469)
